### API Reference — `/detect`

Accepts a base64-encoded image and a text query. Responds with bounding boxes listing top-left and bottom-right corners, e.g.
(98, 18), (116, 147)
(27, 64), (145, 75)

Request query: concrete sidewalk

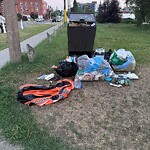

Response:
(0, 22), (63, 69)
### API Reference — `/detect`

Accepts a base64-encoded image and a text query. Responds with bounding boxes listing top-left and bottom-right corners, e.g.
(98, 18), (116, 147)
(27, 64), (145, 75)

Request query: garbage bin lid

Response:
(69, 13), (96, 23)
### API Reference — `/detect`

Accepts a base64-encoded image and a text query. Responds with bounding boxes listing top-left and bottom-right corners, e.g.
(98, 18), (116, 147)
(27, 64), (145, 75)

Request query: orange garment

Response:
(17, 79), (74, 106)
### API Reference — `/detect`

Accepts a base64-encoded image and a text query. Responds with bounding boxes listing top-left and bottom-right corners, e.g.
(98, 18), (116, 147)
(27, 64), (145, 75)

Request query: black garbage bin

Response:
(67, 13), (96, 57)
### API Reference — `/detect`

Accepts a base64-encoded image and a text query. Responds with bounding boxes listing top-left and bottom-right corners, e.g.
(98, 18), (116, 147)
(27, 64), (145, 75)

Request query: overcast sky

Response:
(45, 0), (126, 10)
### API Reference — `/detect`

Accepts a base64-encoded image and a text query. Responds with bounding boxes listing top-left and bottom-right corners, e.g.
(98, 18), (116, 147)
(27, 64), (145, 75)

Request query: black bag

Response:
(55, 61), (78, 77)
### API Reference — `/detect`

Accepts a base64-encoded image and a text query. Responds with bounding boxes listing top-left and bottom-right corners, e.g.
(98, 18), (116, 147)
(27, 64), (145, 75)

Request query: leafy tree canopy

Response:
(97, 0), (121, 23)
(71, 0), (78, 12)
(126, 0), (150, 26)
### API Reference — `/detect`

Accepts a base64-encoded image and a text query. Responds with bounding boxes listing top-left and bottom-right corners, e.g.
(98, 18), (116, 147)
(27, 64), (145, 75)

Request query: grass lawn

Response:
(0, 23), (150, 150)
(0, 24), (54, 51)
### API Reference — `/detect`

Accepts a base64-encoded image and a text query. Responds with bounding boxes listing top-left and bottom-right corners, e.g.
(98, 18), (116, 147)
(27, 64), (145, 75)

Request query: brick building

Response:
(0, 1), (4, 15)
(0, 0), (48, 17)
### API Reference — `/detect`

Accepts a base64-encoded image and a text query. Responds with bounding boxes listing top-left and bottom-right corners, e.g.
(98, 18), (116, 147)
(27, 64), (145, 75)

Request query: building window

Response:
(20, 2), (24, 13)
(35, 2), (38, 13)
(31, 2), (34, 7)
(25, 2), (28, 11)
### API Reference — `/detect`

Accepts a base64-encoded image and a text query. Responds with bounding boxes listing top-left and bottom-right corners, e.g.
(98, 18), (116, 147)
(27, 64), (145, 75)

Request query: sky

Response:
(45, 0), (126, 10)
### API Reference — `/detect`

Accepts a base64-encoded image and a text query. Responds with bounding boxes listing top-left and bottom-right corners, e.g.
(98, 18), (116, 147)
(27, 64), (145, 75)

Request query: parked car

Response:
(52, 16), (63, 22)
(36, 18), (44, 22)
(56, 16), (62, 22)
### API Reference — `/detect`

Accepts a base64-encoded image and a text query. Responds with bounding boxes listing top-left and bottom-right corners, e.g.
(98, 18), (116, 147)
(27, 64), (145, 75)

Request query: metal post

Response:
(20, 18), (24, 29)
(2, 20), (6, 33)
(64, 0), (67, 23)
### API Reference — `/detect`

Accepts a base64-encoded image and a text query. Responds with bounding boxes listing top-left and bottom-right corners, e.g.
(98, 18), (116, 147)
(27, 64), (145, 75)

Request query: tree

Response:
(97, 2), (105, 23)
(71, 0), (78, 12)
(97, 0), (121, 23)
(3, 0), (21, 63)
(107, 0), (121, 23)
(126, 0), (150, 26)
(17, 13), (22, 21)
(84, 5), (94, 13)
(30, 12), (38, 19)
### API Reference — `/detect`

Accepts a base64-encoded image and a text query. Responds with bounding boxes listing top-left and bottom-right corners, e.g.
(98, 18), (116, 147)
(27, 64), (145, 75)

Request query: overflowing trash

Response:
(68, 13), (96, 27)
(68, 13), (96, 57)
(17, 47), (139, 106)
(66, 48), (137, 89)
(75, 54), (114, 82)
(53, 56), (78, 77)
(55, 61), (78, 77)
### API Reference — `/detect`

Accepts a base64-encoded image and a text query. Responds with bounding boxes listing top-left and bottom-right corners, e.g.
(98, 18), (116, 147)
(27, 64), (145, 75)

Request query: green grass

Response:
(0, 23), (150, 150)
(0, 24), (53, 51)
(95, 23), (150, 64)
(0, 28), (73, 150)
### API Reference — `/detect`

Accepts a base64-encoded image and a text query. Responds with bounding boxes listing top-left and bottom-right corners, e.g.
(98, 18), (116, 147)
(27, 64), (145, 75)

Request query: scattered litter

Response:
(75, 55), (114, 81)
(110, 75), (131, 86)
(37, 74), (47, 80)
(74, 79), (82, 89)
(104, 49), (113, 61)
(45, 73), (55, 81)
(17, 47), (139, 106)
(110, 49), (136, 72)
(66, 56), (77, 63)
(51, 65), (57, 69)
(116, 78), (131, 86)
(116, 72), (139, 80)
(110, 49), (127, 65)
(94, 47), (105, 57)
(55, 61), (78, 77)
(104, 77), (112, 82)
(110, 83), (122, 87)
(37, 73), (55, 81)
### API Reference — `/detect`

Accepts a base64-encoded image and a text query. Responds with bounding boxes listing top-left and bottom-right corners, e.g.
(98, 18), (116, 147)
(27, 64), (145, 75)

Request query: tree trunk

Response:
(3, 0), (21, 63)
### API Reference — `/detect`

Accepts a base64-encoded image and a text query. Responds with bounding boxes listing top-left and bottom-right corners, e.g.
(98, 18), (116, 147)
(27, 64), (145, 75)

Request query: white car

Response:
(36, 18), (44, 22)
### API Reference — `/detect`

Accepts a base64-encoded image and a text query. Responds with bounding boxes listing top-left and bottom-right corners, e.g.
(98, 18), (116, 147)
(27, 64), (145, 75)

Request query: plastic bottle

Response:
(74, 80), (82, 89)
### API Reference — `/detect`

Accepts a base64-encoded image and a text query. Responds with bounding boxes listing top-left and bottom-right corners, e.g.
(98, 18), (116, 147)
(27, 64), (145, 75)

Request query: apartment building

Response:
(0, 0), (48, 17)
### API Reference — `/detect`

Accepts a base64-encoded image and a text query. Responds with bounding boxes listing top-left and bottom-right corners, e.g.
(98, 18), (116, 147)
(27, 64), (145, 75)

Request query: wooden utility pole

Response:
(3, 0), (21, 63)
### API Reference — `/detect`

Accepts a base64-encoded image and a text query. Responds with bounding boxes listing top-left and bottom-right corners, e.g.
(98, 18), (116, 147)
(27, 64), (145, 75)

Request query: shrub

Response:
(121, 18), (136, 24)
(30, 12), (38, 19)
(17, 13), (22, 21)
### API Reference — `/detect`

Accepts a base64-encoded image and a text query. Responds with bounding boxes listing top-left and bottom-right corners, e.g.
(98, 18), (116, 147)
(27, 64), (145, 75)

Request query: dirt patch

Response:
(31, 65), (150, 150)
